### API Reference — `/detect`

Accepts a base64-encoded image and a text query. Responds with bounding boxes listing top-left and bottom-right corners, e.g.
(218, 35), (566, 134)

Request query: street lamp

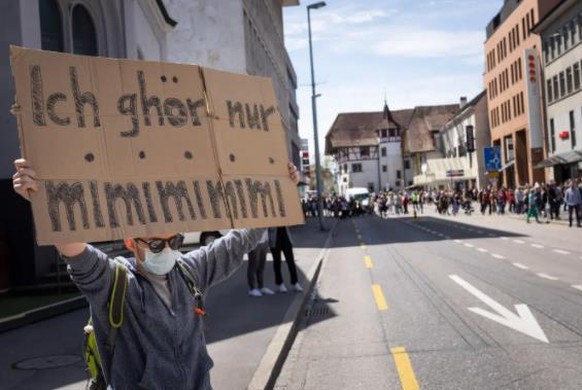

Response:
(307, 1), (326, 230)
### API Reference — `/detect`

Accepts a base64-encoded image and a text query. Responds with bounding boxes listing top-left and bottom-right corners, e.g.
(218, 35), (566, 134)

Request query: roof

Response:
(403, 105), (459, 154)
(324, 109), (414, 154)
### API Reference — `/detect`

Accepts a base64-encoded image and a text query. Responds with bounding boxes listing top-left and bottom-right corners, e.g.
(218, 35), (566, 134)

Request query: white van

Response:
(344, 187), (370, 206)
(182, 229), (231, 247)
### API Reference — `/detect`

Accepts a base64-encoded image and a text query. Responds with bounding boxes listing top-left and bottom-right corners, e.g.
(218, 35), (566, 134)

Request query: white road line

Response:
(444, 236), (451, 239)
(491, 254), (505, 259)
(488, 233), (495, 237)
(572, 285), (582, 292)
(454, 240), (463, 244)
(553, 249), (570, 255)
(464, 243), (474, 248)
(477, 248), (488, 253)
(476, 230), (484, 234)
(500, 237), (508, 240)
(512, 263), (529, 270)
(537, 273), (559, 281)
(530, 244), (544, 249)
(513, 240), (525, 244)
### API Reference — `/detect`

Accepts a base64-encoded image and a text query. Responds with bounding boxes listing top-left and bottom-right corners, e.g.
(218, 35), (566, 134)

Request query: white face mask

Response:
(142, 248), (179, 275)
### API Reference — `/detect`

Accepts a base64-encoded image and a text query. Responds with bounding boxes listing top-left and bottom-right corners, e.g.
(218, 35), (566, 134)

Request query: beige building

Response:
(483, 0), (561, 188)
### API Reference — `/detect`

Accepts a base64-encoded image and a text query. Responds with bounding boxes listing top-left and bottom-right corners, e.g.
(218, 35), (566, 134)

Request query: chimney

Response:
(460, 96), (467, 109)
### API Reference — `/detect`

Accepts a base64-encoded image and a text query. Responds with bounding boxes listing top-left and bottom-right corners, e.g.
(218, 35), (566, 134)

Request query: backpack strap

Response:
(104, 261), (128, 354)
(175, 259), (206, 316)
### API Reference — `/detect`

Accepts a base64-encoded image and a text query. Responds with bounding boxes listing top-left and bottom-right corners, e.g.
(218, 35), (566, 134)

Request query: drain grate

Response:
(307, 304), (331, 318)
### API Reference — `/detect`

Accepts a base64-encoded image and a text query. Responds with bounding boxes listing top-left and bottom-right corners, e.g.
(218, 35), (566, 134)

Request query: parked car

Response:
(182, 230), (231, 247)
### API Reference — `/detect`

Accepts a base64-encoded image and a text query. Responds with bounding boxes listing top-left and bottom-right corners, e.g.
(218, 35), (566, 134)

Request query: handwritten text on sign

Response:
(10, 46), (303, 244)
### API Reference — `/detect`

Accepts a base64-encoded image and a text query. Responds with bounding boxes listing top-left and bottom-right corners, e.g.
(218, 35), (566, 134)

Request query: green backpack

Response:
(82, 259), (204, 390)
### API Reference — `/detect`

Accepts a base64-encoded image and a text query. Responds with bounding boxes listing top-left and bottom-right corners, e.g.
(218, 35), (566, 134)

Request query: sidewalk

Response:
(0, 217), (336, 390)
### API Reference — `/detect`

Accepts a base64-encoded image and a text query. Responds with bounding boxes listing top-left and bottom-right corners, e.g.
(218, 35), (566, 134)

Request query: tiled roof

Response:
(325, 109), (414, 154)
(403, 105), (459, 154)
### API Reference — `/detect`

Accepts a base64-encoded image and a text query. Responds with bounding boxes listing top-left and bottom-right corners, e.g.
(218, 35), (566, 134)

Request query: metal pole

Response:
(308, 5), (325, 230)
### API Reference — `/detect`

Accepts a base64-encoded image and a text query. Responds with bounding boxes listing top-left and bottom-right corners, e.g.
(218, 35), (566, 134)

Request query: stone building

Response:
(163, 0), (302, 169)
(0, 0), (175, 289)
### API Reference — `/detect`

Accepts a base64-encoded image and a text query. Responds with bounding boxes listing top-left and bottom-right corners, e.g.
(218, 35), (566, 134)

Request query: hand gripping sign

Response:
(10, 46), (304, 244)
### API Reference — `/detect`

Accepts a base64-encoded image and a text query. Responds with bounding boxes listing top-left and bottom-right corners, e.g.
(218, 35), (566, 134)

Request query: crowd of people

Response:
(301, 177), (582, 228)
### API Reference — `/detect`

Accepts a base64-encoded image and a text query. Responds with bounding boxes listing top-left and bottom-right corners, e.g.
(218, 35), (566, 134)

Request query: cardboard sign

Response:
(10, 46), (304, 244)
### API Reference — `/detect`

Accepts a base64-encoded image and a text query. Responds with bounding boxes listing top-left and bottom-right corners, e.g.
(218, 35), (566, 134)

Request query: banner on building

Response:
(524, 48), (543, 150)
(10, 46), (303, 244)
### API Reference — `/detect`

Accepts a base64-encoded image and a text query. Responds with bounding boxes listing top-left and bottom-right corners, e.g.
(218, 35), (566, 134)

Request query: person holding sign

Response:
(12, 158), (299, 389)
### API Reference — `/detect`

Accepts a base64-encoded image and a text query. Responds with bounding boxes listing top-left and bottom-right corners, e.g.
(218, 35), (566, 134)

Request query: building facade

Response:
(436, 92), (490, 190)
(163, 0), (302, 169)
(0, 0), (175, 289)
(402, 104), (459, 188)
(325, 108), (414, 196)
(483, 0), (561, 189)
(533, 0), (582, 183)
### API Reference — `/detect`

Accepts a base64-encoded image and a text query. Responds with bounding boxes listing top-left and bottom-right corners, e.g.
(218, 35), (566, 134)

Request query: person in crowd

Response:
(268, 227), (302, 293)
(12, 158), (299, 389)
(564, 179), (581, 228)
(247, 230), (274, 297)
(526, 183), (542, 224)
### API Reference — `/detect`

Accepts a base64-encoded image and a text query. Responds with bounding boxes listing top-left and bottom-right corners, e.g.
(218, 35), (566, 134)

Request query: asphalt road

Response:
(276, 212), (582, 390)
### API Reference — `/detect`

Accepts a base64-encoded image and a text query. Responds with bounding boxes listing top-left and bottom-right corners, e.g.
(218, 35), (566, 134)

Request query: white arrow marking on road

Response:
(449, 274), (549, 343)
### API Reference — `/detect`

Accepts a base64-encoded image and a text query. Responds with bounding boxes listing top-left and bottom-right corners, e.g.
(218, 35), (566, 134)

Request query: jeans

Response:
(567, 205), (581, 227)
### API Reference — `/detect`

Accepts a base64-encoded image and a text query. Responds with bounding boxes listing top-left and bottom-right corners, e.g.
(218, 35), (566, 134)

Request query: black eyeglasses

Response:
(135, 234), (184, 253)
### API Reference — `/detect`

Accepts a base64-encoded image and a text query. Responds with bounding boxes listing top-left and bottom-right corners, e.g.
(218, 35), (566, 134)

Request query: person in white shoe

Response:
(268, 227), (303, 293)
(247, 230), (275, 297)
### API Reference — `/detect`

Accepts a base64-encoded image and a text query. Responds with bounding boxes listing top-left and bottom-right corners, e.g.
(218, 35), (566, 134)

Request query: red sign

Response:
(559, 131), (569, 139)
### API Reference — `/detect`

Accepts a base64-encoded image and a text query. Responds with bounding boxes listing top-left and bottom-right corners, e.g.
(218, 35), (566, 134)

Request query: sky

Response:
(283, 0), (504, 158)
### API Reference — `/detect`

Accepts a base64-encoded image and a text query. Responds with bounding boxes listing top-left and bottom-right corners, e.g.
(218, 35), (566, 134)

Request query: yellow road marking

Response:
(391, 347), (420, 390)
(364, 255), (373, 268)
(372, 284), (388, 310)
(360, 243), (367, 250)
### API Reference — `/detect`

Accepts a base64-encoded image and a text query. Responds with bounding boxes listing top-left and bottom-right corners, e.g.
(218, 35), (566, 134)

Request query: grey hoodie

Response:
(64, 228), (264, 389)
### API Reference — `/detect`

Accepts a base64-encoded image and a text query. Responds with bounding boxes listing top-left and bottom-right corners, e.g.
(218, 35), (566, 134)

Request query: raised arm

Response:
(13, 158), (86, 257)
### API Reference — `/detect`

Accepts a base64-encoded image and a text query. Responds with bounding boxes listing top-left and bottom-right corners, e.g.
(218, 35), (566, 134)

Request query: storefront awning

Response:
(534, 150), (582, 169)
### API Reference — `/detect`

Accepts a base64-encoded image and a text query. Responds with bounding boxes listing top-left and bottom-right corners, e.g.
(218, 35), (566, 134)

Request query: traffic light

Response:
(301, 151), (310, 176)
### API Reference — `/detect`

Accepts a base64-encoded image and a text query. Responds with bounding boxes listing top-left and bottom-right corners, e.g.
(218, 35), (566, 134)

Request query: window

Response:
(352, 163), (362, 173)
(553, 76), (559, 100)
(570, 111), (576, 148)
(72, 5), (98, 56)
(404, 160), (410, 169)
(381, 147), (386, 157)
(359, 147), (369, 158)
(382, 165), (387, 173)
(559, 72), (566, 97)
(550, 118), (555, 153)
(547, 79), (553, 103)
(566, 67), (573, 94)
(396, 170), (402, 179)
(39, 0), (64, 52)
(342, 177), (347, 183)
(381, 129), (387, 138)
(574, 63), (580, 90)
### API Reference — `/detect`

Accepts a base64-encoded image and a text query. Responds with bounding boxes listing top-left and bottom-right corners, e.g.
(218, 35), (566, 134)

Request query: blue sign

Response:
(484, 146), (501, 171)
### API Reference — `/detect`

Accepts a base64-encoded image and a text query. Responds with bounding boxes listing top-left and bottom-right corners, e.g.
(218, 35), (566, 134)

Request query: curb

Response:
(248, 219), (338, 390)
(0, 295), (87, 333)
